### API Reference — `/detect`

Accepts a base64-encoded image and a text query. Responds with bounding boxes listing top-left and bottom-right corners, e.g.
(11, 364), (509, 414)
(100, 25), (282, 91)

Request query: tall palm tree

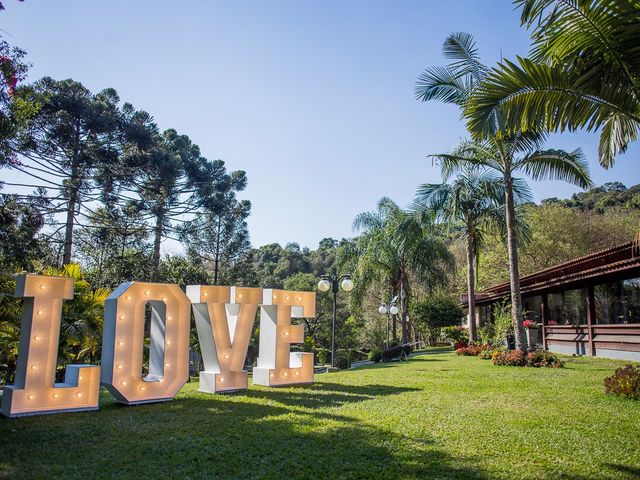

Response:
(466, 0), (640, 168)
(353, 197), (452, 344)
(416, 32), (592, 350)
(413, 163), (532, 343)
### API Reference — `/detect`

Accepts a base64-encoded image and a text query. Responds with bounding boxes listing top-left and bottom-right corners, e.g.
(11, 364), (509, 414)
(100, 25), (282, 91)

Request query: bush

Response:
(491, 349), (564, 368)
(316, 348), (328, 366)
(455, 344), (486, 356)
(336, 350), (350, 369)
(382, 344), (412, 362)
(368, 348), (383, 363)
(442, 326), (468, 345)
(526, 350), (564, 368)
(491, 349), (527, 367)
(478, 348), (501, 360)
(604, 364), (640, 400)
(413, 296), (464, 346)
(453, 341), (468, 350)
(490, 301), (515, 347)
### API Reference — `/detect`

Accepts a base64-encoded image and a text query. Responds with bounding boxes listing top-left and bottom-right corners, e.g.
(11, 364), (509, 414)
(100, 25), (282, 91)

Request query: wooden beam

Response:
(585, 284), (596, 356)
(541, 293), (548, 351)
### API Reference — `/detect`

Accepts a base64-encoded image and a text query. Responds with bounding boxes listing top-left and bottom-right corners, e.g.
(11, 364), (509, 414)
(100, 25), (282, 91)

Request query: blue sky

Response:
(3, 1), (639, 251)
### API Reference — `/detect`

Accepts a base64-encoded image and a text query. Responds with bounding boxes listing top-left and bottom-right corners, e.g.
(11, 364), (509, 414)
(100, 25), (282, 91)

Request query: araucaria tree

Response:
(413, 163), (532, 343)
(180, 163), (251, 285)
(19, 78), (123, 265)
(126, 127), (215, 280)
(416, 33), (592, 350)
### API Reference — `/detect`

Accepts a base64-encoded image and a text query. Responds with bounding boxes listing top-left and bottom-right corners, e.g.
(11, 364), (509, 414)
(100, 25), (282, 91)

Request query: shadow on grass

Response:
(242, 382), (420, 410)
(0, 384), (489, 480)
(604, 463), (640, 478)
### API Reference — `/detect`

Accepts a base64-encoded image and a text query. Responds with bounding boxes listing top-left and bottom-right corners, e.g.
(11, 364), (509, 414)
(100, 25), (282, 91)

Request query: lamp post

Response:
(317, 272), (353, 368)
(378, 296), (398, 349)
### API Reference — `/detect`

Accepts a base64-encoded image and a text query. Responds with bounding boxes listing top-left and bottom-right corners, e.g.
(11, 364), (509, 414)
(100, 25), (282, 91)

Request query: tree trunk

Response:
(504, 172), (527, 351)
(152, 211), (164, 281)
(400, 274), (409, 344)
(391, 286), (398, 342)
(62, 193), (77, 265)
(63, 124), (82, 266)
(466, 232), (477, 343)
(213, 214), (222, 285)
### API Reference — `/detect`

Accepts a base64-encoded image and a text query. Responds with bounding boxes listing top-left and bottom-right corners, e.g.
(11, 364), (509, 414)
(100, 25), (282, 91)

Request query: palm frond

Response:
(516, 148), (593, 188)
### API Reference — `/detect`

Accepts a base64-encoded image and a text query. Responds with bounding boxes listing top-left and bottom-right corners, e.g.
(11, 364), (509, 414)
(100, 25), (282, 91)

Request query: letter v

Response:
(187, 286), (260, 393)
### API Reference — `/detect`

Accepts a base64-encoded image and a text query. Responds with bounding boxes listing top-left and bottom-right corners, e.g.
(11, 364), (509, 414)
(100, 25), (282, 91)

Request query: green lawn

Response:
(1, 352), (639, 479)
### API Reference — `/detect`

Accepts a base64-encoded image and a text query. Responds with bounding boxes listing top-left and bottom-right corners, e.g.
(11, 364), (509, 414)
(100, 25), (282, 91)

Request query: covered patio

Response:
(467, 242), (640, 362)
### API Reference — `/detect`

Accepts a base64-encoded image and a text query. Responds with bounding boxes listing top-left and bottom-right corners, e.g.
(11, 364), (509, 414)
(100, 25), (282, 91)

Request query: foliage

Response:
(604, 364), (640, 400)
(316, 348), (328, 366)
(353, 197), (453, 343)
(466, 0), (640, 168)
(0, 39), (33, 166)
(490, 349), (564, 368)
(41, 264), (109, 370)
(0, 194), (47, 269)
(526, 350), (564, 369)
(491, 349), (527, 367)
(157, 254), (209, 290)
(417, 31), (592, 351)
(179, 167), (251, 285)
(473, 199), (640, 291)
(412, 295), (464, 346)
(544, 182), (640, 213)
(492, 301), (514, 346)
(368, 348), (383, 363)
(413, 162), (531, 342)
(381, 344), (412, 362)
(0, 272), (21, 384)
(478, 348), (501, 360)
(441, 325), (468, 345)
(455, 344), (486, 356)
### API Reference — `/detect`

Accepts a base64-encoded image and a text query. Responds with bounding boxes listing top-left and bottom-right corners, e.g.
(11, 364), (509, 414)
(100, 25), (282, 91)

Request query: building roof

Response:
(472, 241), (640, 305)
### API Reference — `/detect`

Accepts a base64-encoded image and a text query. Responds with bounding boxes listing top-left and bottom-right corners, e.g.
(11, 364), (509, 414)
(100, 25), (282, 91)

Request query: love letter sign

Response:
(1, 274), (316, 417)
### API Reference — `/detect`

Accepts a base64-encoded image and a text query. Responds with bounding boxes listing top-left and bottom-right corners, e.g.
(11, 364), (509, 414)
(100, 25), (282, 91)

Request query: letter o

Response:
(101, 282), (191, 404)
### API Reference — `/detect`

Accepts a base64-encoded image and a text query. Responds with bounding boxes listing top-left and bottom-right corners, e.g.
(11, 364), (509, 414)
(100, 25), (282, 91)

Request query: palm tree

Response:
(353, 197), (453, 344)
(413, 163), (532, 343)
(466, 0), (640, 168)
(43, 264), (109, 367)
(416, 32), (592, 350)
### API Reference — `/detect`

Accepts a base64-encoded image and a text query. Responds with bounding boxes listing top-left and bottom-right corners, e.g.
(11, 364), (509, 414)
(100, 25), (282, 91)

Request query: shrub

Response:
(526, 350), (564, 368)
(492, 349), (527, 367)
(382, 344), (412, 362)
(453, 341), (468, 350)
(316, 348), (328, 366)
(368, 348), (383, 363)
(604, 364), (640, 400)
(412, 296), (464, 346)
(336, 350), (350, 369)
(442, 326), (469, 345)
(455, 344), (486, 356)
(478, 348), (500, 360)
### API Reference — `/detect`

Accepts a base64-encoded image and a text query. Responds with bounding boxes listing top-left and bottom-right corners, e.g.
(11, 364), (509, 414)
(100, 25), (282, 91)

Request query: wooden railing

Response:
(543, 323), (640, 355)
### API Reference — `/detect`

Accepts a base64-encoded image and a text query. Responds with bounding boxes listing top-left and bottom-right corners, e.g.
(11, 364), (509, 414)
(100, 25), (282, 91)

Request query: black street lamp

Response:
(317, 272), (353, 368)
(378, 296), (398, 349)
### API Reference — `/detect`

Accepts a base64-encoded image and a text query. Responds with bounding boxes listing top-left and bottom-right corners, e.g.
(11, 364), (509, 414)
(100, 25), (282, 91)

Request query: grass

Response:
(1, 351), (639, 479)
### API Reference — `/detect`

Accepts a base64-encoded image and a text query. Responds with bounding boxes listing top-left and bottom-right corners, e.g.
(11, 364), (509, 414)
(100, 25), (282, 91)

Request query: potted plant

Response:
(523, 319), (538, 350)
